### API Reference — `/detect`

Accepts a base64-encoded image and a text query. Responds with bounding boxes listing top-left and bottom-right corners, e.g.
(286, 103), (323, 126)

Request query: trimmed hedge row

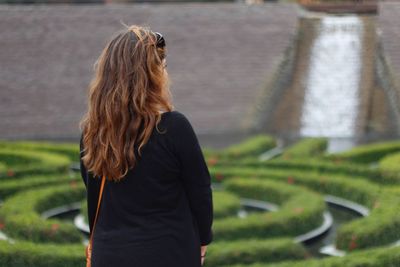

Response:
(280, 138), (328, 159)
(1, 240), (398, 267)
(0, 240), (84, 267)
(335, 190), (400, 251)
(211, 191), (241, 219)
(213, 157), (395, 184)
(210, 166), (380, 206)
(0, 173), (80, 200)
(0, 140), (79, 161)
(213, 178), (326, 240)
(327, 140), (400, 164)
(0, 237), (307, 267)
(203, 134), (276, 160)
(0, 184), (85, 243)
(1, 137), (399, 266)
(210, 166), (400, 251)
(0, 162), (6, 175)
(0, 149), (71, 179)
(227, 245), (400, 267)
(378, 152), (400, 181)
(204, 238), (308, 266)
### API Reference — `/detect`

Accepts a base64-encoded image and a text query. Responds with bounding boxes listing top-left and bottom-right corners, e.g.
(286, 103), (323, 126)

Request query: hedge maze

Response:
(0, 135), (400, 266)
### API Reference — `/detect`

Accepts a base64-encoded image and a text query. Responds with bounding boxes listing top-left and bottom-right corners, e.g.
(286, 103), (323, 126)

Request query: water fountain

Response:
(300, 15), (364, 153)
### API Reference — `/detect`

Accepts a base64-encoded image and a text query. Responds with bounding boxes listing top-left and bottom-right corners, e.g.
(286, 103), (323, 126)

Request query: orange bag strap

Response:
(89, 175), (106, 245)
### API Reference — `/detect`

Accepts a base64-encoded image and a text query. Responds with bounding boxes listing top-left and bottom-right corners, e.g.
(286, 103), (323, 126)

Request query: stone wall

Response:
(0, 3), (299, 147)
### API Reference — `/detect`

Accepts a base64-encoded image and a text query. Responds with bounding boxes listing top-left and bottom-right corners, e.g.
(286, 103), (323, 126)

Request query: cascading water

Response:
(299, 15), (364, 153)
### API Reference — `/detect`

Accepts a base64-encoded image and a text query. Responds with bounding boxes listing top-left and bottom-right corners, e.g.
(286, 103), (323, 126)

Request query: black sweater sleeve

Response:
(79, 132), (101, 234)
(170, 112), (214, 246)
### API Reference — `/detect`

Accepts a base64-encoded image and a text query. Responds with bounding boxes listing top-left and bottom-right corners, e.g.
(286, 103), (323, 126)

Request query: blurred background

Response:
(1, 0), (400, 266)
(1, 0), (399, 152)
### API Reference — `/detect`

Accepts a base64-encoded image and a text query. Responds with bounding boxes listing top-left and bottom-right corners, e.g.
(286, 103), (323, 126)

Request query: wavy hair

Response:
(79, 24), (174, 182)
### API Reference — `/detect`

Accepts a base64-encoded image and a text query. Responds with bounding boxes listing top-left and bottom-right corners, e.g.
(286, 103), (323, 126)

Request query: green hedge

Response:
(210, 166), (379, 206)
(378, 152), (400, 181)
(214, 157), (395, 184)
(0, 149), (71, 179)
(0, 238), (307, 267)
(327, 140), (400, 164)
(0, 240), (84, 267)
(213, 178), (326, 240)
(0, 162), (6, 175)
(227, 245), (400, 267)
(213, 191), (241, 219)
(0, 140), (79, 162)
(203, 134), (276, 161)
(335, 190), (400, 251)
(210, 166), (400, 251)
(0, 173), (80, 200)
(2, 240), (398, 267)
(204, 238), (308, 266)
(280, 138), (328, 159)
(0, 184), (85, 243)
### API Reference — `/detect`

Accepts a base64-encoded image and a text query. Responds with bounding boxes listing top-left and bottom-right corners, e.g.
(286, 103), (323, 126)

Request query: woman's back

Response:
(80, 110), (213, 267)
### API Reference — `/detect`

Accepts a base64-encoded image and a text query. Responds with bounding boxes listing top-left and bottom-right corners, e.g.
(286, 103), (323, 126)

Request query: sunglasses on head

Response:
(154, 32), (166, 48)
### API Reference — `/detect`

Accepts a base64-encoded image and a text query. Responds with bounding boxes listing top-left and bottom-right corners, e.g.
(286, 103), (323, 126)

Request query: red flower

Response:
(207, 157), (219, 166)
(287, 176), (295, 184)
(45, 223), (60, 237)
(51, 223), (60, 231)
(293, 207), (304, 214)
(48, 223), (60, 236)
(6, 169), (15, 177)
(349, 235), (358, 251)
(215, 173), (224, 182)
(334, 158), (343, 165)
(0, 221), (5, 230)
(70, 180), (78, 189)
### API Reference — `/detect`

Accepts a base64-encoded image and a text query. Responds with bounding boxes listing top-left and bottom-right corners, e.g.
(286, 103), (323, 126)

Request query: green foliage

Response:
(213, 191), (241, 219)
(328, 140), (400, 164)
(0, 140), (79, 162)
(213, 178), (325, 240)
(203, 134), (276, 160)
(280, 138), (328, 159)
(0, 240), (84, 267)
(0, 149), (71, 178)
(216, 157), (396, 184)
(205, 238), (308, 266)
(228, 245), (400, 267)
(0, 173), (80, 199)
(0, 184), (85, 243)
(1, 137), (400, 266)
(335, 191), (400, 251)
(210, 165), (400, 251)
(378, 152), (400, 180)
(210, 166), (380, 206)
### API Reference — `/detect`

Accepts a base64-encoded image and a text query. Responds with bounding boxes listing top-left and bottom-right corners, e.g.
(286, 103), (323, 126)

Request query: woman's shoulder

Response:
(161, 110), (194, 133)
(162, 110), (189, 124)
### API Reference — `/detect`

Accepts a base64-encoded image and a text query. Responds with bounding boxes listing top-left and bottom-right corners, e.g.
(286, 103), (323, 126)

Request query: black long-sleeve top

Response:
(79, 110), (213, 266)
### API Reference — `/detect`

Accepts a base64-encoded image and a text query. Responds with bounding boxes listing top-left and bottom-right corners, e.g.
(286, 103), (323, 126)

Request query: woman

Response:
(79, 24), (213, 267)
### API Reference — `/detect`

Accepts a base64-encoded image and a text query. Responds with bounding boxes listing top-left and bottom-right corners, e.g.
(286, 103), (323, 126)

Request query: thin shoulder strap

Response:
(89, 175), (106, 243)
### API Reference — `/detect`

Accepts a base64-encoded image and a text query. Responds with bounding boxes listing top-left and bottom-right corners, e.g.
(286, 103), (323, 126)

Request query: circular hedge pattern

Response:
(0, 136), (399, 266)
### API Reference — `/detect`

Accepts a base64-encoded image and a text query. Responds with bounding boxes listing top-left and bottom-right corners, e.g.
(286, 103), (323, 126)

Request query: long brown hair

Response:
(79, 24), (174, 182)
